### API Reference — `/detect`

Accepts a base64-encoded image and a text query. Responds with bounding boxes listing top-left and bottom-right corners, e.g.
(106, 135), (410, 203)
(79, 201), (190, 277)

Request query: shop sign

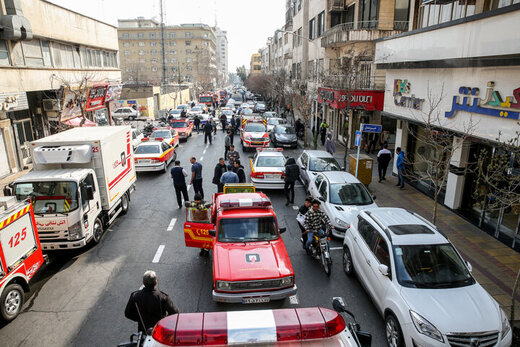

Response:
(85, 84), (109, 112)
(105, 84), (122, 102)
(393, 79), (425, 110)
(318, 87), (384, 111)
(0, 92), (28, 112)
(61, 91), (85, 121)
(445, 81), (520, 120)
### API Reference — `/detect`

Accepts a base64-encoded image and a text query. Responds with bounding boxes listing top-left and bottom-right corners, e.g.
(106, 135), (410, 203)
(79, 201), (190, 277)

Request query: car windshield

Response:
(242, 109), (253, 114)
(309, 157), (341, 171)
(135, 145), (160, 154)
(330, 183), (373, 205)
(177, 105), (187, 110)
(15, 181), (79, 214)
(171, 122), (187, 128)
(268, 119), (283, 125)
(275, 126), (295, 134)
(257, 156), (285, 167)
(394, 244), (475, 288)
(191, 107), (202, 111)
(218, 217), (279, 242)
(245, 123), (266, 132)
(152, 130), (171, 138)
(199, 97), (212, 103)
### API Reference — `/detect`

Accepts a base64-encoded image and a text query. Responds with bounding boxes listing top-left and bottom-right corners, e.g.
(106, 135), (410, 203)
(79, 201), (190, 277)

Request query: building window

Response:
(171, 58), (177, 63)
(204, 33), (208, 38)
(151, 42), (157, 46)
(170, 50), (176, 55)
(126, 67), (131, 72)
(152, 67), (158, 72)
(124, 50), (130, 55)
(360, 0), (379, 28)
(187, 57), (193, 63)
(123, 42), (129, 47)
(149, 32), (156, 39)
(138, 50), (144, 55)
(309, 18), (316, 39)
(297, 27), (302, 46)
(151, 49), (157, 54)
(185, 40), (191, 46)
(122, 33), (129, 39)
(21, 40), (45, 67)
(317, 11), (325, 37)
(152, 58), (158, 63)
(139, 42), (145, 46)
(0, 40), (10, 66)
(186, 49), (192, 54)
(169, 41), (176, 46)
(130, 33), (137, 39)
(185, 32), (192, 38)
(168, 32), (176, 38)
(138, 33), (144, 38)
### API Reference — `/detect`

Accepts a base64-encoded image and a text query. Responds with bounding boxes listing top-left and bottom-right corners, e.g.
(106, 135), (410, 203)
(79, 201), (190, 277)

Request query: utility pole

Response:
(159, 0), (167, 85)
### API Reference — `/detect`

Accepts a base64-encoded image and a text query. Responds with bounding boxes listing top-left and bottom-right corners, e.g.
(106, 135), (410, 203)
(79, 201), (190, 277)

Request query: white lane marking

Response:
(200, 156), (204, 161)
(203, 149), (207, 154)
(289, 295), (299, 305)
(205, 144), (209, 149)
(292, 206), (298, 210)
(333, 296), (345, 306)
(167, 218), (177, 231)
(330, 247), (343, 251)
(152, 245), (165, 263)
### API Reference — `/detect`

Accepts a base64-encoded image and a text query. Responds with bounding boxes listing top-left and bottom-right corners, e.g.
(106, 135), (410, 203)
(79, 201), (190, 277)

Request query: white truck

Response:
(7, 127), (136, 250)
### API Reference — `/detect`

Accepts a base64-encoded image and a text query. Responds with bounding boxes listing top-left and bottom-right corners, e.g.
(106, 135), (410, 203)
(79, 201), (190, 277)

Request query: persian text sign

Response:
(318, 88), (384, 111)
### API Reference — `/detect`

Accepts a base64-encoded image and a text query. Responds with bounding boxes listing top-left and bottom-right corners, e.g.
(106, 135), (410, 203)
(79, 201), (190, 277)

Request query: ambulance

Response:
(184, 184), (297, 304)
(0, 197), (45, 321)
(6, 127), (136, 250)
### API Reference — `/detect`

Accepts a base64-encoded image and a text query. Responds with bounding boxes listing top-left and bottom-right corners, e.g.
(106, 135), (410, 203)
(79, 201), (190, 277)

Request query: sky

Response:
(49, 0), (285, 72)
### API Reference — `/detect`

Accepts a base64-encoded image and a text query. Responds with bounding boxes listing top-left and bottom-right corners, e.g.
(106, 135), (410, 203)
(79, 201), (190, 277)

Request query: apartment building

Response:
(250, 52), (262, 75)
(215, 27), (228, 83)
(118, 18), (218, 88)
(375, 2), (520, 236)
(0, 0), (121, 178)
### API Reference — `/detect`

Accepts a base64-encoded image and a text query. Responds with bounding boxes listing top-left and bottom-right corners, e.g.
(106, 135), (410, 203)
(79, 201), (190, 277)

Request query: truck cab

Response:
(184, 189), (297, 304)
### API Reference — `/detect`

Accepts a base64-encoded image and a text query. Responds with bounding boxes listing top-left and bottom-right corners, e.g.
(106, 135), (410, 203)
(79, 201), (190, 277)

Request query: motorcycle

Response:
(332, 298), (372, 347)
(142, 123), (155, 137)
(300, 227), (332, 276)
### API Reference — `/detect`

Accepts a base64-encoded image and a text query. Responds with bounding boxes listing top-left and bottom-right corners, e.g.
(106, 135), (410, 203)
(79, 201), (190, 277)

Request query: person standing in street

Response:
(170, 160), (189, 209)
(283, 157), (300, 206)
(324, 132), (335, 155)
(320, 120), (328, 145)
(124, 270), (178, 333)
(230, 115), (237, 136)
(377, 143), (392, 183)
(203, 120), (213, 145)
(220, 113), (227, 133)
(233, 159), (246, 183)
(212, 158), (227, 193)
(193, 114), (201, 134)
(220, 165), (239, 184)
(395, 147), (405, 189)
(190, 157), (204, 199)
(224, 131), (232, 159)
(227, 145), (240, 166)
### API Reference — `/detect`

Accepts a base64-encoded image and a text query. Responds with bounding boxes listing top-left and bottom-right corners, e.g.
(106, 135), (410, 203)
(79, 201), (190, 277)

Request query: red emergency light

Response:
(219, 197), (271, 209)
(151, 308), (346, 346)
(256, 148), (283, 152)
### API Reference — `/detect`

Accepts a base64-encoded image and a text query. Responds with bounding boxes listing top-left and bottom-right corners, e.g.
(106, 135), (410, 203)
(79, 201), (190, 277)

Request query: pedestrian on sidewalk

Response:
(367, 133), (379, 154)
(233, 159), (246, 183)
(320, 120), (328, 146)
(283, 157), (300, 206)
(227, 145), (240, 166)
(224, 131), (232, 159)
(220, 165), (239, 184)
(203, 120), (213, 145)
(193, 115), (201, 134)
(377, 143), (392, 183)
(324, 132), (335, 155)
(212, 158), (227, 193)
(170, 160), (189, 209)
(190, 157), (204, 199)
(396, 147), (405, 189)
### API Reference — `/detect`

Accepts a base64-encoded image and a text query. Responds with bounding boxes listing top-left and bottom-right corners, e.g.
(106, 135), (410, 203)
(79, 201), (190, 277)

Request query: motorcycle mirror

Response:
(356, 331), (372, 347)
(332, 298), (346, 313)
(318, 196), (325, 202)
(279, 227), (286, 234)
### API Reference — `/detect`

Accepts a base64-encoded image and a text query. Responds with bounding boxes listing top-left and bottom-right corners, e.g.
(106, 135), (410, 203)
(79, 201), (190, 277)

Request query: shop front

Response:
(0, 92), (30, 174)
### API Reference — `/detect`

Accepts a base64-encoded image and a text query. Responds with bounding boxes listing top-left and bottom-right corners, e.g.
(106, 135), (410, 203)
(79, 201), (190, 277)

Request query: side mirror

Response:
(318, 196), (325, 202)
(372, 195), (376, 200)
(279, 227), (286, 234)
(378, 264), (389, 276)
(466, 261), (472, 272)
(3, 185), (13, 196)
(85, 186), (94, 200)
(209, 229), (216, 237)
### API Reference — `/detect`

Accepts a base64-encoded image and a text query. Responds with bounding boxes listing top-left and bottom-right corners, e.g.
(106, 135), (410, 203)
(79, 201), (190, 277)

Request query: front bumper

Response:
(331, 227), (348, 238)
(243, 139), (270, 148)
(41, 237), (88, 250)
(276, 141), (298, 148)
(212, 284), (297, 303)
(135, 162), (164, 172)
(251, 177), (285, 189)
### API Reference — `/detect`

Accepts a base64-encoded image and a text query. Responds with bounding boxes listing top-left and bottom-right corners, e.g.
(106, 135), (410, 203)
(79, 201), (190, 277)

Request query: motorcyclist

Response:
(297, 197), (313, 233)
(303, 199), (334, 253)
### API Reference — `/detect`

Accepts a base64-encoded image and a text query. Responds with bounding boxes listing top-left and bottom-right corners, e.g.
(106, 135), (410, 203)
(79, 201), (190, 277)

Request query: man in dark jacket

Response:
(212, 158), (227, 193)
(203, 121), (213, 145)
(125, 270), (178, 333)
(233, 159), (246, 183)
(170, 160), (189, 209)
(220, 113), (227, 133)
(193, 115), (201, 134)
(230, 115), (237, 136)
(284, 157), (300, 206)
(376, 143), (392, 183)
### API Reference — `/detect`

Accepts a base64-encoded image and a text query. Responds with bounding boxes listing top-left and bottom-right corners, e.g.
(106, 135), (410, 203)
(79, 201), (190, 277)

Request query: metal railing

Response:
(393, 21), (409, 30)
(321, 21), (409, 47)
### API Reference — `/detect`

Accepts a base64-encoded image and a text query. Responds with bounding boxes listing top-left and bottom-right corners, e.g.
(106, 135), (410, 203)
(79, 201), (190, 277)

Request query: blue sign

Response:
(127, 100), (137, 104)
(355, 131), (362, 147)
(362, 124), (382, 133)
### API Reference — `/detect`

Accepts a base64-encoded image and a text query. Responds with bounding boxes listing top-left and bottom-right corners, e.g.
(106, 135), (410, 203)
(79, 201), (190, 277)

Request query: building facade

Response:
(118, 18), (218, 89)
(0, 0), (121, 178)
(249, 52), (262, 75)
(375, 2), (520, 240)
(215, 27), (228, 84)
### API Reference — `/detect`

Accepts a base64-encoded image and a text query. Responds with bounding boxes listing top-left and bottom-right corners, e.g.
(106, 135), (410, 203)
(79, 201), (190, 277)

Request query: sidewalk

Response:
(306, 137), (520, 321)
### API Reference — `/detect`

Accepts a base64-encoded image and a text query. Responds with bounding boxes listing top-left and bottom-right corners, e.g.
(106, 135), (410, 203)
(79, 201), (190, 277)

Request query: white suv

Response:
(342, 208), (512, 347)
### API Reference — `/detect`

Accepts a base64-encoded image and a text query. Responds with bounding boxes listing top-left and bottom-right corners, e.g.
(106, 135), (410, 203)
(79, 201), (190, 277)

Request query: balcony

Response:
(321, 21), (408, 48)
(328, 0), (345, 12)
(286, 8), (293, 24)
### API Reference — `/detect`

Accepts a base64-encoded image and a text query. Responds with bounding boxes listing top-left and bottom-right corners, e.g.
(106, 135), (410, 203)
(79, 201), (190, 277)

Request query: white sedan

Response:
(308, 171), (377, 238)
(296, 150), (342, 188)
(266, 117), (286, 133)
(250, 148), (286, 189)
(134, 141), (176, 173)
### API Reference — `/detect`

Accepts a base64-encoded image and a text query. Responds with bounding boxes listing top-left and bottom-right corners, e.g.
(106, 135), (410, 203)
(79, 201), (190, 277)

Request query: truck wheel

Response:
(120, 193), (129, 215)
(1, 283), (24, 322)
(92, 218), (104, 244)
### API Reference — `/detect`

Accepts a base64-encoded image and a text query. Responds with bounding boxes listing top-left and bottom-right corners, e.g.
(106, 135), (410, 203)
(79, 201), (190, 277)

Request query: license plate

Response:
(252, 142), (263, 145)
(265, 174), (281, 180)
(242, 297), (270, 304)
(139, 159), (152, 163)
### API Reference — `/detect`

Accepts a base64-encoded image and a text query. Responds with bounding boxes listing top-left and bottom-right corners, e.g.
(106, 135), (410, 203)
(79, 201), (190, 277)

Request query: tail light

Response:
(142, 137), (149, 142)
(155, 137), (164, 141)
(251, 172), (264, 179)
(151, 159), (161, 164)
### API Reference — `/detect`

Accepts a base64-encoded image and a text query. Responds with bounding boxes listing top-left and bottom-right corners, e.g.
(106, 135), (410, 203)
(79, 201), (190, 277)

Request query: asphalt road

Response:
(0, 125), (385, 347)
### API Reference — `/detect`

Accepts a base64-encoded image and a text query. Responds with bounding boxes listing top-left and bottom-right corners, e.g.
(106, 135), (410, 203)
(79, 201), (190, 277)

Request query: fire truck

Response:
(0, 197), (46, 322)
(198, 93), (215, 108)
(183, 184), (297, 303)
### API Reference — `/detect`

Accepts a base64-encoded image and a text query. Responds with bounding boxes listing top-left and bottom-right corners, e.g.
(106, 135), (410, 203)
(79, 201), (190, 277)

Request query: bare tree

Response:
(290, 81), (315, 148)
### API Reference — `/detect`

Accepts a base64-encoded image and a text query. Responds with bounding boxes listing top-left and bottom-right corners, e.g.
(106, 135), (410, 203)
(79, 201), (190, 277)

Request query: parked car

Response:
(250, 148), (286, 189)
(308, 171), (377, 238)
(343, 207), (512, 347)
(111, 107), (140, 120)
(134, 140), (176, 173)
(255, 103), (266, 113)
(271, 124), (298, 148)
(131, 128), (144, 150)
(266, 117), (286, 133)
(263, 111), (279, 119)
(241, 108), (253, 116)
(170, 119), (193, 140)
(296, 150), (342, 188)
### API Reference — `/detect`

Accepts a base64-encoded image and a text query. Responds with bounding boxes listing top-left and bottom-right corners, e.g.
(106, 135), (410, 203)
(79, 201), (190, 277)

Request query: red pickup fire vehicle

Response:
(183, 185), (297, 304)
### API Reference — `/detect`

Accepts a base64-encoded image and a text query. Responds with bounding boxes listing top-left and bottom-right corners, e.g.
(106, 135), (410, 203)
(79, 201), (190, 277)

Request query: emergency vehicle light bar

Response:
(256, 148), (283, 152)
(220, 197), (271, 209)
(151, 307), (346, 346)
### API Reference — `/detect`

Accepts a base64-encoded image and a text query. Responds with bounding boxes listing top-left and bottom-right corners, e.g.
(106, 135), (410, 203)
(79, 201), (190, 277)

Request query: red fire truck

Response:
(198, 93), (215, 108)
(0, 198), (46, 321)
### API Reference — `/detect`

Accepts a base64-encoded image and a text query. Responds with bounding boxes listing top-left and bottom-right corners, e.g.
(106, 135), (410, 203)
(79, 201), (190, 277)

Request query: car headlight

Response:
(216, 281), (231, 290)
(281, 276), (294, 286)
(410, 310), (444, 343)
(501, 309), (511, 339)
(334, 218), (349, 229)
(68, 221), (83, 240)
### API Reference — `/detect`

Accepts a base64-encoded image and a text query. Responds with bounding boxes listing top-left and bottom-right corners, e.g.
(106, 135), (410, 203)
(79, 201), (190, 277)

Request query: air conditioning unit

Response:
(42, 99), (60, 112)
